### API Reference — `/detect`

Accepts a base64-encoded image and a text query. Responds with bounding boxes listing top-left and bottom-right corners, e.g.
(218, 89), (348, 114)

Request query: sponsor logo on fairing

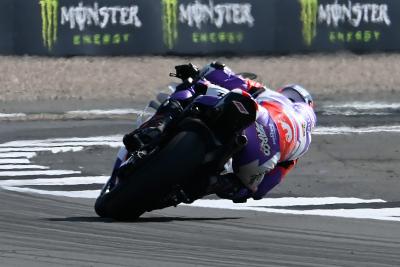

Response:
(255, 122), (271, 156)
(205, 84), (230, 97)
(269, 123), (278, 145)
(232, 100), (249, 115)
(302, 122), (306, 137)
(279, 120), (293, 142)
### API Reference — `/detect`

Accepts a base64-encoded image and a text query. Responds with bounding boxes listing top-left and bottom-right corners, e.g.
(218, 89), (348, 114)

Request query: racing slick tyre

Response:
(94, 131), (206, 221)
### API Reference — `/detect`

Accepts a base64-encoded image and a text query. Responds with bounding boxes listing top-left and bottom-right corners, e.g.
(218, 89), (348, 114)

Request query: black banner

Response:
(1, 0), (400, 55)
(12, 0), (165, 56)
(161, 0), (278, 54)
(0, 0), (14, 54)
(294, 0), (398, 52)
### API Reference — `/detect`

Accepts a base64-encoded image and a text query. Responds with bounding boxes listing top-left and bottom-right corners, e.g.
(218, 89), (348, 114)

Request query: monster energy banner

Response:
(2, 0), (400, 55)
(161, 0), (275, 53)
(11, 0), (164, 55)
(294, 0), (396, 51)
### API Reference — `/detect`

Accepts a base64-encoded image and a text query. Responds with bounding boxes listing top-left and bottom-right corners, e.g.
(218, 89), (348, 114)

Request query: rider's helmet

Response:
(278, 84), (314, 108)
(278, 84), (317, 160)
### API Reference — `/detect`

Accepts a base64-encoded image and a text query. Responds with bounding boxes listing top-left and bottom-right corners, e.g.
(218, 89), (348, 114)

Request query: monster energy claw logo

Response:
(162, 0), (178, 49)
(299, 0), (318, 46)
(40, 0), (59, 50)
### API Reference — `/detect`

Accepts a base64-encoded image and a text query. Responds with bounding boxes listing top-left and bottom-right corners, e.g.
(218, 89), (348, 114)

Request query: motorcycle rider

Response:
(123, 62), (316, 203)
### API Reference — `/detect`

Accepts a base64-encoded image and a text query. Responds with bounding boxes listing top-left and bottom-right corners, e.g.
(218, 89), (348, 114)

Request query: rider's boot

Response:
(123, 98), (183, 153)
(166, 173), (250, 207)
(149, 174), (249, 211)
(206, 173), (250, 203)
(149, 185), (194, 211)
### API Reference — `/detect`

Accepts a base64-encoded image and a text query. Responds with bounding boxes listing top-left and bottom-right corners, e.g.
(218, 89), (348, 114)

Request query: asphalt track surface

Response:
(1, 111), (400, 266)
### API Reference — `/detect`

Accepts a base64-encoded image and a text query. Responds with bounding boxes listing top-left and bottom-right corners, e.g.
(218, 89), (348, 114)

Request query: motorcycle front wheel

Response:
(94, 131), (206, 221)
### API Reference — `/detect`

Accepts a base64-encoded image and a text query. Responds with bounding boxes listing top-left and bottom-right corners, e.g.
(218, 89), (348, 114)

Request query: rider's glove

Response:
(123, 99), (183, 152)
(123, 125), (162, 153)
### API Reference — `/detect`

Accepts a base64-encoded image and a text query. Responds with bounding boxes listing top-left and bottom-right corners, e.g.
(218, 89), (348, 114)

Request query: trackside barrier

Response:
(1, 0), (399, 56)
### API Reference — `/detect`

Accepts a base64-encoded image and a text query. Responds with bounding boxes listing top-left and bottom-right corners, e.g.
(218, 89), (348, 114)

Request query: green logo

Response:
(39, 0), (59, 50)
(299, 0), (318, 46)
(162, 0), (178, 49)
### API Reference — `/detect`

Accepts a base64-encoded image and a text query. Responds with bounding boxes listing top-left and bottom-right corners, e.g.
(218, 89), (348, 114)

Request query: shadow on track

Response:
(46, 216), (242, 223)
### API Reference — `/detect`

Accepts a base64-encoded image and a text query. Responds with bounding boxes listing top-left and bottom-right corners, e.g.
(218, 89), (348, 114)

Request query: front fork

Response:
(99, 146), (129, 196)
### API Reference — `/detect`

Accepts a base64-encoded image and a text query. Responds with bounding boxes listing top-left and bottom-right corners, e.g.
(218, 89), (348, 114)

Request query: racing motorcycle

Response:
(95, 83), (258, 221)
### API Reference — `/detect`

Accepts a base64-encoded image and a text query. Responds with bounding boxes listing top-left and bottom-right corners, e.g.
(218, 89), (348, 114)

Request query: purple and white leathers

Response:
(168, 62), (317, 198)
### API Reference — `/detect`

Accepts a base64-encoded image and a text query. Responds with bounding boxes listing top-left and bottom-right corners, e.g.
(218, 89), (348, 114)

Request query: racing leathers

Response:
(123, 62), (317, 203)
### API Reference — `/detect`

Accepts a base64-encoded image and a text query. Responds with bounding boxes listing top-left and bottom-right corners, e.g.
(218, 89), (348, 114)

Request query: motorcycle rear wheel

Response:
(94, 131), (206, 221)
